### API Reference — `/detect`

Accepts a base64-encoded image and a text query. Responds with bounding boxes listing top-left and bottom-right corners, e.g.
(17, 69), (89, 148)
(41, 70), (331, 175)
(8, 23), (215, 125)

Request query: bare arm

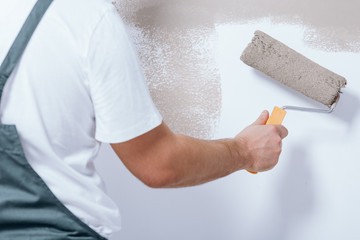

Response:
(111, 110), (288, 188)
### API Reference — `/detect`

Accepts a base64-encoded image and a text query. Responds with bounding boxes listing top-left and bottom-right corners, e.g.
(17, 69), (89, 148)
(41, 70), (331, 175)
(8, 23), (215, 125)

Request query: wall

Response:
(95, 0), (360, 239)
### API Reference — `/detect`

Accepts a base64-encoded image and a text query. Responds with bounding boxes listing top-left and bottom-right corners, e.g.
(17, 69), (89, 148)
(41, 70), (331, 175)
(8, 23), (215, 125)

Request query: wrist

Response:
(224, 138), (248, 172)
(231, 136), (251, 171)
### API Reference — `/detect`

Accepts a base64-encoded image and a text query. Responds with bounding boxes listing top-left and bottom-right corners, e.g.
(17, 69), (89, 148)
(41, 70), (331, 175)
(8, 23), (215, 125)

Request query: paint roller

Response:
(240, 30), (347, 174)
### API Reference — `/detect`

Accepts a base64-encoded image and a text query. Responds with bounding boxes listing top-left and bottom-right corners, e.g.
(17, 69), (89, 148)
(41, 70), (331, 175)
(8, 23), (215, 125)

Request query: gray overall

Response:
(0, 1), (107, 239)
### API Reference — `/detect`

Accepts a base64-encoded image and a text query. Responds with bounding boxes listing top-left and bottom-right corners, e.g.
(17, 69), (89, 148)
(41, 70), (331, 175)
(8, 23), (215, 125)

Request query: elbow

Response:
(137, 153), (179, 188)
(130, 131), (182, 188)
(140, 168), (178, 188)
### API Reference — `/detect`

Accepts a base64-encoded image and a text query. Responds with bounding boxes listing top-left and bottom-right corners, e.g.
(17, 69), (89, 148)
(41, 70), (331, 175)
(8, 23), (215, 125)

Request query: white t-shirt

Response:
(0, 0), (162, 238)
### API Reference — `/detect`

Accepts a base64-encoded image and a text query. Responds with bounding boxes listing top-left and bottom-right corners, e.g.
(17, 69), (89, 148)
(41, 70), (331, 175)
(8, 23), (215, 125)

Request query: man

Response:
(0, 0), (287, 239)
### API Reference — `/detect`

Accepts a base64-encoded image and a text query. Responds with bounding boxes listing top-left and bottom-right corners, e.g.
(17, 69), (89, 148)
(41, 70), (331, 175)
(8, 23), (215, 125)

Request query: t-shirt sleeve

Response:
(86, 6), (162, 143)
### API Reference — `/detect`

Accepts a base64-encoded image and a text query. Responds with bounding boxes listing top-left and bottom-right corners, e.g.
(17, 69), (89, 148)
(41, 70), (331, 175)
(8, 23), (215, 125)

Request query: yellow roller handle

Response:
(266, 106), (287, 125)
(247, 107), (287, 174)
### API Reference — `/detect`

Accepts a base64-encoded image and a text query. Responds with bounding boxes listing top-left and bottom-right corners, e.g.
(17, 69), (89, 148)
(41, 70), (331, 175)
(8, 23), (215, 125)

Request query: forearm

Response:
(112, 123), (245, 188)
(112, 113), (287, 189)
(165, 134), (244, 188)
(150, 112), (287, 188)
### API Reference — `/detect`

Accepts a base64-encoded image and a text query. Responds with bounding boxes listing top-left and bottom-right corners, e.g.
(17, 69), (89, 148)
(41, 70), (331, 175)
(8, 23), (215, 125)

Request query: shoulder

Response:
(44, 0), (120, 55)
(52, 0), (115, 18)
(48, 0), (118, 36)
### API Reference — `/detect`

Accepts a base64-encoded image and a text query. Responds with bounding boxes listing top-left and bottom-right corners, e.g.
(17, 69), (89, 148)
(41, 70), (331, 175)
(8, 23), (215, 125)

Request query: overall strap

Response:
(0, 0), (53, 101)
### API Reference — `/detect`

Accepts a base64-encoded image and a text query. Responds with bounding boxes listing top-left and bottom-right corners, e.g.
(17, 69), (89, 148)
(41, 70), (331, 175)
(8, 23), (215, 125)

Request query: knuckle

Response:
(281, 126), (289, 138)
(272, 157), (279, 166)
(270, 135), (282, 146)
(273, 143), (282, 155)
(284, 127), (289, 135)
(270, 153), (279, 162)
(269, 125), (278, 133)
(275, 136), (282, 145)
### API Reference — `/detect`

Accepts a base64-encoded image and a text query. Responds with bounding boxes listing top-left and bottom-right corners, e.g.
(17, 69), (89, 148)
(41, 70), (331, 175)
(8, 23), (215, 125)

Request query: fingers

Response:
(251, 110), (269, 126)
(274, 125), (288, 139)
(236, 110), (288, 173)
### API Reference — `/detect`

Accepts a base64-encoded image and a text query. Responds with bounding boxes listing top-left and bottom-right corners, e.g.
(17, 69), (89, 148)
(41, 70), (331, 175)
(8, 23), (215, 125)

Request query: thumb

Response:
(251, 110), (269, 126)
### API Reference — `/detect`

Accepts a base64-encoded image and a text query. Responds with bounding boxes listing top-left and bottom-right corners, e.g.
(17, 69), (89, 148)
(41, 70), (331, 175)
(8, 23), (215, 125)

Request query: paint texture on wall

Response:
(118, 0), (360, 52)
(115, 0), (222, 139)
(114, 0), (359, 138)
(219, 0), (360, 52)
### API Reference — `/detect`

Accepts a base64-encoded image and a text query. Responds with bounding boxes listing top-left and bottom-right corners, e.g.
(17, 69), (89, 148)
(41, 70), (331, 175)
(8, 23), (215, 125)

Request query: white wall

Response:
(96, 1), (360, 239)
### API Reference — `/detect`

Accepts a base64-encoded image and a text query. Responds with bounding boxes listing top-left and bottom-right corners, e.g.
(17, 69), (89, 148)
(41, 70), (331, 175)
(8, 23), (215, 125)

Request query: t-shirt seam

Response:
(80, 4), (116, 124)
(82, 4), (116, 90)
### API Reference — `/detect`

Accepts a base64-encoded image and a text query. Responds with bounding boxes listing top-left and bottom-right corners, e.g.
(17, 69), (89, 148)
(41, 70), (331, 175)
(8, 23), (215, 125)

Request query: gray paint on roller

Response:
(241, 31), (347, 107)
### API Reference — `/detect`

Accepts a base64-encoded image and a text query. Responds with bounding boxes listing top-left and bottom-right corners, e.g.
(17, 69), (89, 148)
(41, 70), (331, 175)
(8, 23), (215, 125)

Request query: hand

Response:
(234, 110), (288, 172)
